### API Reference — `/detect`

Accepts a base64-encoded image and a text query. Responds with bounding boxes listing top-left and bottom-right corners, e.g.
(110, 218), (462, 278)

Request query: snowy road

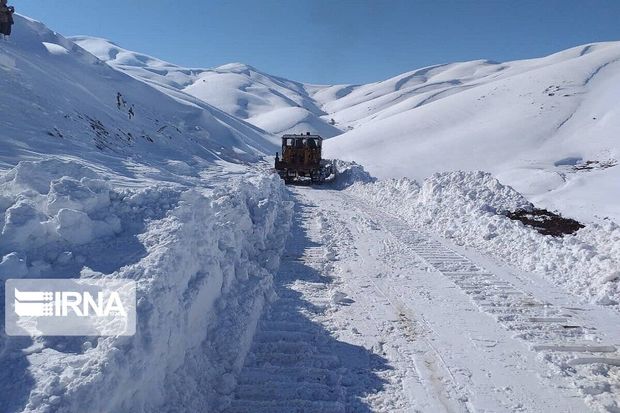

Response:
(226, 186), (620, 412)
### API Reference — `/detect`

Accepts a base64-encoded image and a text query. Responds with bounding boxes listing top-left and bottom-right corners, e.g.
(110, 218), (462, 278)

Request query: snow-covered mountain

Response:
(0, 16), (278, 179)
(324, 43), (620, 223)
(71, 37), (344, 138)
(74, 36), (620, 223)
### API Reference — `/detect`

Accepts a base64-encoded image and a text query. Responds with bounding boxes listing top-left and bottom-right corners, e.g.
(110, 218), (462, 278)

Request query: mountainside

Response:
(324, 43), (620, 223)
(71, 37), (343, 138)
(74, 37), (620, 222)
(0, 17), (277, 180)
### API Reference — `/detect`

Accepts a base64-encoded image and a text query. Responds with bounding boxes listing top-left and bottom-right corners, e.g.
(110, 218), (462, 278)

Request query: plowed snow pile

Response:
(330, 160), (376, 189)
(348, 171), (620, 308)
(0, 159), (293, 413)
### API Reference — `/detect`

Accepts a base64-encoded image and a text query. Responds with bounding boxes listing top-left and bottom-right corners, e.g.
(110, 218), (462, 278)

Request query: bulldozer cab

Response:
(280, 134), (322, 166)
(275, 133), (331, 184)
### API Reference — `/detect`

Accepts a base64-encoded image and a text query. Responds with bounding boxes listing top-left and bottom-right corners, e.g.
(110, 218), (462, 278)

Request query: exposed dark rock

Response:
(505, 208), (584, 237)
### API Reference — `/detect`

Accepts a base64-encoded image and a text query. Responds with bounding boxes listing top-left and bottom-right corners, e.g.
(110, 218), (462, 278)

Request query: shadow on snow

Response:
(227, 200), (391, 412)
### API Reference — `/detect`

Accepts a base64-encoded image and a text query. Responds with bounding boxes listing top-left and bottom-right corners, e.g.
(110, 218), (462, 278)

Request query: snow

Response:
(347, 171), (620, 310)
(72, 37), (343, 138)
(329, 159), (376, 189)
(252, 185), (620, 413)
(249, 107), (342, 138)
(0, 16), (294, 413)
(1, 11), (620, 413)
(41, 42), (69, 55)
(324, 42), (620, 224)
(0, 16), (277, 174)
(0, 158), (293, 412)
(77, 35), (620, 224)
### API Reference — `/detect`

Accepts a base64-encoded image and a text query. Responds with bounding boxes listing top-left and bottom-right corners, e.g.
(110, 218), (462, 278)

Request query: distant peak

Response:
(215, 62), (258, 73)
(69, 35), (121, 48)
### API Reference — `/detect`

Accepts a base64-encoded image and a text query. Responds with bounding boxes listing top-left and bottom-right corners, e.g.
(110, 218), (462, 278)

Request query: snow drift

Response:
(348, 171), (620, 309)
(0, 159), (293, 412)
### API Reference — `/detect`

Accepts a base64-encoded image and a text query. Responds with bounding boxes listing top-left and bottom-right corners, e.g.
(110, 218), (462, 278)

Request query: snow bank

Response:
(348, 171), (620, 308)
(330, 160), (375, 189)
(0, 159), (178, 272)
(418, 171), (531, 214)
(0, 159), (293, 412)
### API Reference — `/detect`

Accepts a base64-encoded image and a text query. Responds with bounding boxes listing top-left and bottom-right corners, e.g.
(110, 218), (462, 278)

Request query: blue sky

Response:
(17, 0), (620, 84)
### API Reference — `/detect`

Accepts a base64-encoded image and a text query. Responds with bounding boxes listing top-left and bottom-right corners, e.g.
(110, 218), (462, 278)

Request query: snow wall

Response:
(0, 159), (293, 413)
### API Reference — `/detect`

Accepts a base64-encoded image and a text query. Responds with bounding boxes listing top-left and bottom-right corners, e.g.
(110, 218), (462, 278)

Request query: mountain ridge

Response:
(6, 21), (619, 223)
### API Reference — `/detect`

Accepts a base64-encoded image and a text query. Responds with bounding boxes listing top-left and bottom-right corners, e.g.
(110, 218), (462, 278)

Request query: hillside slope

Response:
(324, 43), (620, 223)
(71, 37), (343, 138)
(0, 17), (276, 178)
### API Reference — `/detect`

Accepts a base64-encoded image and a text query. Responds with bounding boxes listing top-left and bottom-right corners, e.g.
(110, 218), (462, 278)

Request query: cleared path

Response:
(225, 186), (620, 412)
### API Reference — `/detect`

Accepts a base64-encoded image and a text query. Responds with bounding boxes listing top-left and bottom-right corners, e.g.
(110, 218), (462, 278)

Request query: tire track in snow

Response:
(303, 189), (471, 412)
(307, 188), (596, 411)
(343, 192), (620, 412)
(228, 186), (618, 412)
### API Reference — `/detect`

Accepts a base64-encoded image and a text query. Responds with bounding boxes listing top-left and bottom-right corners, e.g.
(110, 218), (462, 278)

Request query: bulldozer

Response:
(274, 133), (334, 184)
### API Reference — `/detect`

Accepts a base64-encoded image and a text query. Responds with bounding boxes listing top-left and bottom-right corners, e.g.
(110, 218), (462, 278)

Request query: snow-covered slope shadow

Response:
(226, 200), (390, 412)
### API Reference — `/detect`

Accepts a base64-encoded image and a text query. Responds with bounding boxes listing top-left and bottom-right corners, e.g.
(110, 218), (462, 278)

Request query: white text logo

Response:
(5, 279), (136, 336)
(15, 289), (127, 317)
